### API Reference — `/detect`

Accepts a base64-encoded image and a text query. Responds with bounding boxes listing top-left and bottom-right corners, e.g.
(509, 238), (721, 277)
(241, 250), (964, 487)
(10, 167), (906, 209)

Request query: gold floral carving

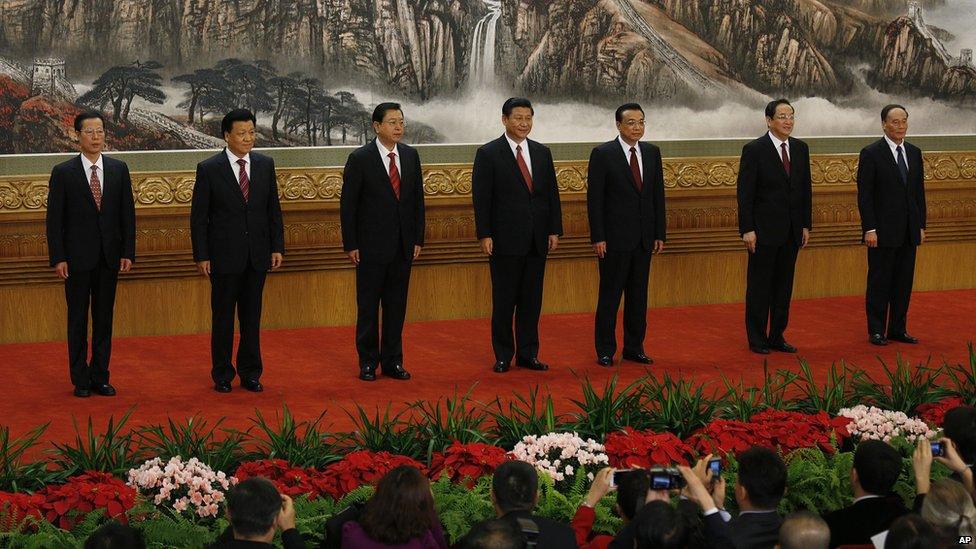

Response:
(3, 152), (975, 212)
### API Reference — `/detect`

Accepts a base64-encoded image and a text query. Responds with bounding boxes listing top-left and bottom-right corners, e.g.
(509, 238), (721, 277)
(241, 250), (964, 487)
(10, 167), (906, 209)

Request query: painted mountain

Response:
(0, 0), (973, 153)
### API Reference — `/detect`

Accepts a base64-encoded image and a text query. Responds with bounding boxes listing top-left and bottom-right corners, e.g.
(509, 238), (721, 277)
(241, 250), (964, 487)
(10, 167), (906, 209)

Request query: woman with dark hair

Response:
(341, 465), (448, 548)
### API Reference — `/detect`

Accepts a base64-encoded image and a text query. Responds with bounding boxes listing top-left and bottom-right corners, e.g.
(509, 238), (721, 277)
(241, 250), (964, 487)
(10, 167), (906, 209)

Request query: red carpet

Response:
(1, 289), (973, 455)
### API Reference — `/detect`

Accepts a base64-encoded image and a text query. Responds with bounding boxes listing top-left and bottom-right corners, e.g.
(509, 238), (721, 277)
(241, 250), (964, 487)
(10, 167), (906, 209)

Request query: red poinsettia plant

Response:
(36, 471), (136, 531)
(917, 397), (967, 427)
(0, 491), (45, 532)
(604, 429), (695, 467)
(429, 442), (510, 488)
(235, 459), (331, 500)
(320, 451), (426, 498)
(688, 411), (850, 456)
(686, 419), (762, 456)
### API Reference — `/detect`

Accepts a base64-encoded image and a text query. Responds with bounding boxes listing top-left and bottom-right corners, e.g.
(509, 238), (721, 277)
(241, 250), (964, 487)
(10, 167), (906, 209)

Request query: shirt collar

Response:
(853, 494), (882, 504)
(738, 509), (778, 516)
(80, 154), (103, 174)
(376, 139), (398, 158)
(505, 133), (527, 152)
(767, 131), (789, 151)
(225, 148), (250, 166)
(884, 134), (905, 150)
(619, 135), (641, 155)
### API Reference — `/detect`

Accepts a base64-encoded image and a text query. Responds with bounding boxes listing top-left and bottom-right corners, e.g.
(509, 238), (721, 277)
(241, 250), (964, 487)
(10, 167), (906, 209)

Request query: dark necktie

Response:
(89, 165), (102, 210)
(896, 145), (908, 186)
(236, 158), (250, 202)
(629, 146), (643, 191)
(388, 152), (400, 199)
(515, 145), (533, 193)
(780, 142), (791, 175)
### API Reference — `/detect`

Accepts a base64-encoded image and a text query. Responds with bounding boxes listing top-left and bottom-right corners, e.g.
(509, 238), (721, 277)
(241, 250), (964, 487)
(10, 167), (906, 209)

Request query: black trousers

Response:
(209, 264), (267, 384)
(745, 240), (800, 348)
(866, 232), (917, 336)
(64, 258), (119, 389)
(594, 247), (652, 357)
(489, 251), (546, 362)
(355, 249), (413, 368)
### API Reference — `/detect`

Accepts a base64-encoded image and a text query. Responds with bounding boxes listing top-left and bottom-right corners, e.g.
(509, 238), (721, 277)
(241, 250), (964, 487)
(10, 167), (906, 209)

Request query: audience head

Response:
(633, 500), (688, 549)
(615, 468), (652, 521)
(884, 514), (945, 549)
(84, 522), (145, 549)
(359, 465), (436, 545)
(852, 440), (902, 496)
(943, 406), (976, 465)
(492, 460), (539, 515)
(921, 479), (976, 542)
(777, 510), (829, 549)
(457, 518), (527, 549)
(226, 477), (284, 540)
(736, 446), (787, 510)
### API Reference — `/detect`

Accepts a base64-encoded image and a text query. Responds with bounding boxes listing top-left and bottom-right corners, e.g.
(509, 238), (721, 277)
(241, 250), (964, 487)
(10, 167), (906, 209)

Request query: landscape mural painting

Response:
(1, 0), (975, 154)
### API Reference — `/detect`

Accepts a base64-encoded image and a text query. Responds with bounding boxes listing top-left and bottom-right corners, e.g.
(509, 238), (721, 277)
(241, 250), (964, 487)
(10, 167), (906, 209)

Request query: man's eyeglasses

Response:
(81, 129), (105, 136)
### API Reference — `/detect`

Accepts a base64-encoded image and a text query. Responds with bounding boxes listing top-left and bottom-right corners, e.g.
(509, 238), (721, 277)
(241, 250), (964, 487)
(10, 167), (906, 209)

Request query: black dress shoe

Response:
(92, 383), (116, 396)
(596, 355), (613, 367)
(769, 341), (797, 353)
(516, 357), (549, 371)
(492, 361), (510, 373)
(869, 333), (888, 346)
(241, 379), (264, 392)
(621, 352), (653, 364)
(359, 364), (377, 382)
(382, 364), (411, 380)
(749, 345), (771, 354)
(214, 381), (232, 393)
(888, 332), (918, 344)
(73, 387), (91, 398)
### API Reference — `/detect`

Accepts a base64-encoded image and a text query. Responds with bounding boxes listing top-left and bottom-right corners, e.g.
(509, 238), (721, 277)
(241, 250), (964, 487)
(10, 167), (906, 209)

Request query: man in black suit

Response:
(46, 111), (136, 398)
(472, 97), (563, 373)
(823, 440), (908, 546)
(737, 99), (812, 355)
(191, 109), (284, 393)
(491, 461), (578, 549)
(340, 103), (424, 382)
(857, 104), (926, 346)
(681, 447), (786, 549)
(587, 103), (666, 367)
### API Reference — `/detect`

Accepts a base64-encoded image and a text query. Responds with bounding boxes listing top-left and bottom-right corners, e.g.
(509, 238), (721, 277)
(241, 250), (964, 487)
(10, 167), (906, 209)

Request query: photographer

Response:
(679, 448), (786, 549)
(209, 477), (305, 549)
(912, 436), (975, 504)
(491, 461), (577, 548)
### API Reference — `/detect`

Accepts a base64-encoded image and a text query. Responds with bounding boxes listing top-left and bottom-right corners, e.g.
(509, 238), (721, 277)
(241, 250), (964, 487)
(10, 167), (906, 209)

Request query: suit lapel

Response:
(763, 135), (789, 180)
(500, 135), (532, 196)
(369, 139), (400, 201)
(73, 155), (100, 212)
(875, 139), (902, 183)
(639, 142), (653, 196)
(613, 139), (641, 195)
(218, 150), (247, 205)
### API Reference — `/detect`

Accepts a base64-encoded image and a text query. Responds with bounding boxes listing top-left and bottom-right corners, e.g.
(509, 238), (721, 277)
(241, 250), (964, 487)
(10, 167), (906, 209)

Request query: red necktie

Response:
(388, 152), (400, 199)
(515, 145), (533, 193)
(236, 158), (250, 202)
(629, 146), (643, 192)
(780, 142), (791, 175)
(89, 165), (102, 210)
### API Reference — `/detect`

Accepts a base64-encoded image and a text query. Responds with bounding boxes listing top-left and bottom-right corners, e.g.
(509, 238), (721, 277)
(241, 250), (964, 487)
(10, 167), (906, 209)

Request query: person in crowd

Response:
(210, 477), (304, 549)
(340, 465), (447, 548)
(943, 406), (976, 484)
(85, 522), (145, 549)
(823, 440), (907, 546)
(920, 479), (976, 546)
(882, 514), (948, 549)
(632, 500), (690, 549)
(679, 448), (786, 549)
(775, 511), (829, 549)
(490, 460), (577, 548)
(912, 435), (975, 506)
(456, 518), (527, 549)
(572, 467), (649, 548)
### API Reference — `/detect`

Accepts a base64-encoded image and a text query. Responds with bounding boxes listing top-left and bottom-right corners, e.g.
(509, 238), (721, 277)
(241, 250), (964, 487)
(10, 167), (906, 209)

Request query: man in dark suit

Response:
(46, 111), (136, 398)
(209, 478), (305, 548)
(823, 440), (908, 546)
(857, 104), (926, 346)
(737, 99), (812, 354)
(340, 102), (424, 382)
(587, 103), (666, 367)
(191, 109), (284, 393)
(472, 97), (563, 373)
(492, 461), (578, 549)
(680, 447), (786, 549)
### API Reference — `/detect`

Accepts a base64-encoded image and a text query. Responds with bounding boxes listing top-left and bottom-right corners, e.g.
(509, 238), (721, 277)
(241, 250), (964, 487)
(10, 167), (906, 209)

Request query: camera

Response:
(610, 468), (637, 488)
(931, 441), (945, 457)
(708, 458), (722, 478)
(648, 467), (686, 490)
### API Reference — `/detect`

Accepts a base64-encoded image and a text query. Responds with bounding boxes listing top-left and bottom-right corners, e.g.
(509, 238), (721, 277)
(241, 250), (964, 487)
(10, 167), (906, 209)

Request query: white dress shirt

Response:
(884, 134), (909, 170)
(618, 135), (643, 177)
(376, 140), (401, 175)
(80, 154), (104, 193)
(225, 149), (251, 181)
(767, 131), (790, 161)
(505, 134), (532, 177)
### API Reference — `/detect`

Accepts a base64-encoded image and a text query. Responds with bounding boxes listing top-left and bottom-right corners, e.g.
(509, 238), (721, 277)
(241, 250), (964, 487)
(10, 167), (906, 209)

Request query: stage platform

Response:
(2, 289), (973, 454)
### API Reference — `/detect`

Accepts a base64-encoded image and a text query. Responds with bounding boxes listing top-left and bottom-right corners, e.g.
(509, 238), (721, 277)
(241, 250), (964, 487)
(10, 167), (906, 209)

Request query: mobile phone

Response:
(708, 458), (722, 478)
(931, 441), (945, 457)
(610, 468), (636, 488)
